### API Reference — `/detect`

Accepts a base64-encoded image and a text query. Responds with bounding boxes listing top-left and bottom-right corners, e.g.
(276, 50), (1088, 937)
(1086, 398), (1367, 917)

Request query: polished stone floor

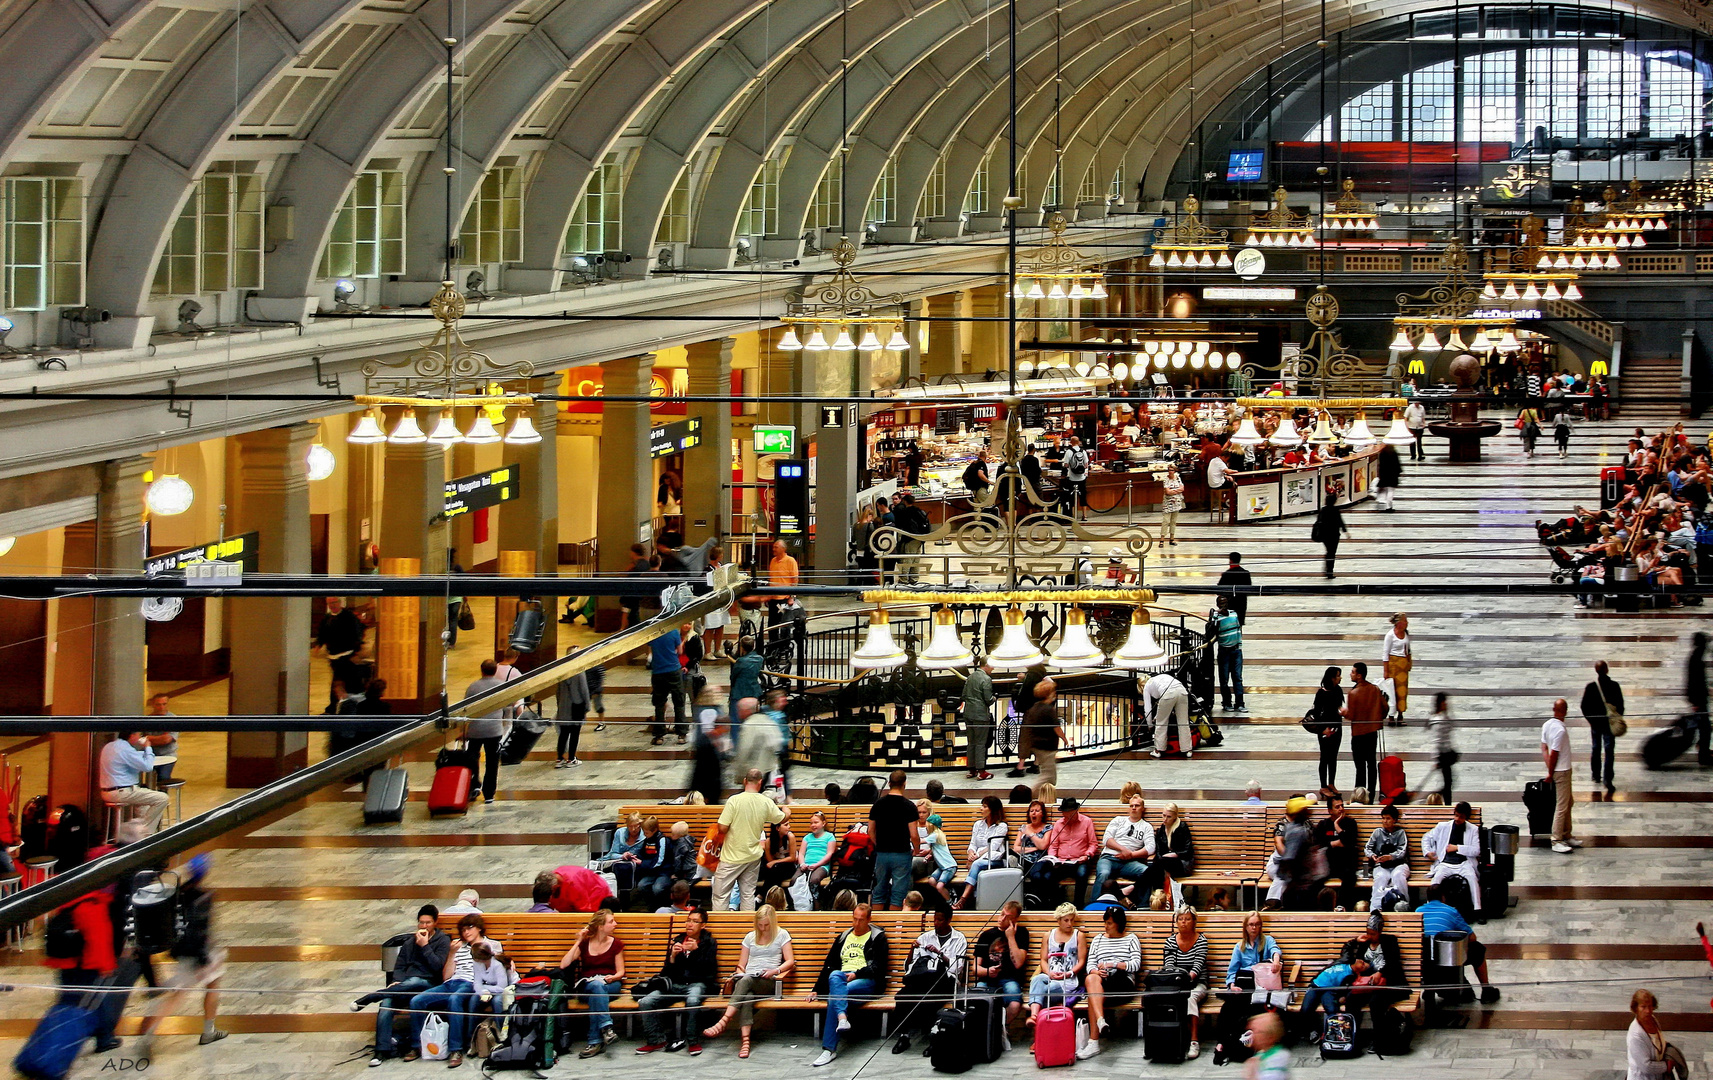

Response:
(7, 414), (1713, 1080)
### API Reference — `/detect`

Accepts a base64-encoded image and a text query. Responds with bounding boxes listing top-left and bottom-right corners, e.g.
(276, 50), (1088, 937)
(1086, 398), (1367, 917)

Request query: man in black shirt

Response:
(868, 770), (920, 910)
(904, 444), (925, 486)
(1312, 794), (1360, 908)
(1023, 680), (1066, 788)
(315, 597), (366, 706)
(1216, 552), (1252, 625)
(357, 905), (450, 1063)
(973, 901), (1033, 1024)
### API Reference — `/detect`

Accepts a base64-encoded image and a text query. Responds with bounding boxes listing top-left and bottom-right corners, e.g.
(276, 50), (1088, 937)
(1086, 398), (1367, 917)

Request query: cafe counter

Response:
(1222, 447), (1380, 523)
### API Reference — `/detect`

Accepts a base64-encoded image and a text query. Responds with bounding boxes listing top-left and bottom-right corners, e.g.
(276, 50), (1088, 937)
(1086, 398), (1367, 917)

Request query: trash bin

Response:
(1433, 931), (1470, 968)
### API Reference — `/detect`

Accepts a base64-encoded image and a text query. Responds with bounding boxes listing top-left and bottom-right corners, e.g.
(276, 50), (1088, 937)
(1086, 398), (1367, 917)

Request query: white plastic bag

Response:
(788, 875), (814, 911)
(420, 1013), (451, 1060)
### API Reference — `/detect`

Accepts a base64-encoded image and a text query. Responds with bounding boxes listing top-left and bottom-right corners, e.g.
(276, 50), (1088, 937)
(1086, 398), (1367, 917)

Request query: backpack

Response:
(836, 825), (875, 870)
(48, 805), (89, 870)
(18, 796), (47, 861)
(44, 899), (91, 961)
(484, 977), (553, 1072)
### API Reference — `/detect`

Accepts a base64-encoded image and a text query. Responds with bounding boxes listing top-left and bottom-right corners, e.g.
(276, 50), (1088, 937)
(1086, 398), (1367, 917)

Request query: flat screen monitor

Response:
(1226, 150), (1264, 183)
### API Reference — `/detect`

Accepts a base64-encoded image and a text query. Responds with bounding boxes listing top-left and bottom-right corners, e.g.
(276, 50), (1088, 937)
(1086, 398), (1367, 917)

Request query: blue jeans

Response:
(1091, 855), (1151, 902)
(408, 979), (472, 1052)
(872, 850), (913, 907)
(449, 991), (490, 1054)
(930, 865), (956, 887)
(1302, 986), (1347, 1018)
(823, 972), (879, 1050)
(977, 978), (1023, 1007)
(575, 978), (621, 1044)
(1588, 719), (1615, 787)
(640, 982), (708, 1044)
(373, 975), (431, 1056)
(1219, 646), (1244, 707)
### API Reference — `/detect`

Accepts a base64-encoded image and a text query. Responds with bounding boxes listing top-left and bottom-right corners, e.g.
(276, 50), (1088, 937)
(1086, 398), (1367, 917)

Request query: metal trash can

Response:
(1489, 825), (1519, 856)
(130, 871), (179, 955)
(585, 821), (618, 863)
(380, 932), (412, 978)
(1433, 931), (1470, 968)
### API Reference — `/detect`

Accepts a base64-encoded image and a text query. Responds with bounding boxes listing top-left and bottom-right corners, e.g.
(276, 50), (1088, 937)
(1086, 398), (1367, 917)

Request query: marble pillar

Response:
(377, 434), (449, 713)
(595, 354), (655, 628)
(684, 337), (734, 544)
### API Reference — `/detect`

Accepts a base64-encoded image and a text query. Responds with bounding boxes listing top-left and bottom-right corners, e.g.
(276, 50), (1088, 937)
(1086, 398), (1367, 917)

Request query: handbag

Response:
(457, 602), (476, 631)
(1595, 680), (1627, 737)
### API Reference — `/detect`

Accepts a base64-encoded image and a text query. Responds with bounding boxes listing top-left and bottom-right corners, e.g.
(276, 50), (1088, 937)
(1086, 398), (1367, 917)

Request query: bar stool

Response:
(102, 802), (140, 843)
(160, 780), (186, 826)
(0, 871), (22, 948)
(21, 855), (56, 938)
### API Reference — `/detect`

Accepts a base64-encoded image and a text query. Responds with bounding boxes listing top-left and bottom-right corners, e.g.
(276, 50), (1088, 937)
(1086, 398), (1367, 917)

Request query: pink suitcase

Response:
(1033, 1005), (1076, 1068)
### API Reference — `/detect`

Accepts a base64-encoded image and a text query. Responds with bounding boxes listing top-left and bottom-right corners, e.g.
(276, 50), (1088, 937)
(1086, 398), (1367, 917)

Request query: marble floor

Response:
(7, 414), (1713, 1080)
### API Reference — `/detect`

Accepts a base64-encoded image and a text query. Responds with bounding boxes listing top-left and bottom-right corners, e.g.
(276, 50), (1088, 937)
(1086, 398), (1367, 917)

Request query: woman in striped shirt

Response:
(1158, 906), (1212, 1059)
(1076, 906), (1141, 1059)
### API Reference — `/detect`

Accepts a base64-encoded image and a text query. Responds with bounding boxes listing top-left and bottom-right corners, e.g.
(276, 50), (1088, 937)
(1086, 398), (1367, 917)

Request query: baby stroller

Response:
(1546, 546), (1600, 586)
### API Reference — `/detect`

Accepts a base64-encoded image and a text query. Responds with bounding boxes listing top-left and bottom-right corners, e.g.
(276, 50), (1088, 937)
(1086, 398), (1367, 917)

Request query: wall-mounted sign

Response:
(774, 458), (809, 536)
(1204, 286), (1295, 301)
(650, 417), (702, 458)
(145, 531), (260, 577)
(972, 405), (999, 421)
(754, 425), (797, 454)
(1233, 248), (1266, 280)
(1472, 308), (1542, 320)
(819, 406), (845, 428)
(444, 464), (520, 518)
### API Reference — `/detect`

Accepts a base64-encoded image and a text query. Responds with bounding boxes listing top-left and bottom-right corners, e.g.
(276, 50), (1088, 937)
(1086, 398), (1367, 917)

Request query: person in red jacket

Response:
(45, 889), (121, 1051)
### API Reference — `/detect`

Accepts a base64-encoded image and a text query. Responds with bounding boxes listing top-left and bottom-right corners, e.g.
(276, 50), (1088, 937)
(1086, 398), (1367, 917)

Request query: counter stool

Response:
(21, 856), (56, 937)
(160, 779), (186, 826)
(0, 873), (22, 948)
(102, 802), (141, 843)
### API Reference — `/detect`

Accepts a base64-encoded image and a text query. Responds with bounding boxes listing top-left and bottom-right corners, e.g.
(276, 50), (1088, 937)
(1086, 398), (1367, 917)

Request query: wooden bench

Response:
(452, 909), (1424, 1035)
(612, 801), (1481, 898)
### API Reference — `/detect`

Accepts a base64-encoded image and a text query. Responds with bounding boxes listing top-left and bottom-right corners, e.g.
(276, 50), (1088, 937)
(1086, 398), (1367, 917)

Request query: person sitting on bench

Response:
(807, 903), (891, 1067)
(891, 906), (967, 1055)
(1027, 798), (1098, 906)
(1418, 882), (1501, 1004)
(1422, 802), (1485, 914)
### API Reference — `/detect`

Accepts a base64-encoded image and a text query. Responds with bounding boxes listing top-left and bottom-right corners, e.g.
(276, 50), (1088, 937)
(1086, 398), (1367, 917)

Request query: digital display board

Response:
(753, 425), (797, 454)
(775, 458), (809, 536)
(1226, 150), (1265, 183)
(650, 417), (702, 458)
(145, 531), (260, 577)
(444, 464), (520, 519)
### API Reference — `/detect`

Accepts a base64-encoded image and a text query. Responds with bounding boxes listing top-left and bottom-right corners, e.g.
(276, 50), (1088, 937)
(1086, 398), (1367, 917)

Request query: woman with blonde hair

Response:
(1137, 803), (1195, 906)
(1381, 613), (1412, 724)
(703, 904), (795, 1058)
(561, 909), (624, 1057)
(1627, 988), (1686, 1079)
(1026, 903), (1088, 1024)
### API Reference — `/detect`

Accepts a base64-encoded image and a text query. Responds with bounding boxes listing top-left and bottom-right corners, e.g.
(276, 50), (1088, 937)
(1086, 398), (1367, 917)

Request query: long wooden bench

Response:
(449, 910), (1424, 1037)
(612, 801), (1480, 896)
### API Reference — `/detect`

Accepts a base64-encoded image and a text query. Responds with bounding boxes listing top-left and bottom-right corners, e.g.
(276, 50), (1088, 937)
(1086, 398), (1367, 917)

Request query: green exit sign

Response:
(753, 425), (797, 454)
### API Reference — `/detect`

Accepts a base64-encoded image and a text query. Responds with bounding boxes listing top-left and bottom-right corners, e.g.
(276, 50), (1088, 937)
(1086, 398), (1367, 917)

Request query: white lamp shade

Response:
(988, 606), (1044, 670)
(427, 411), (464, 446)
(1416, 328), (1442, 353)
(1542, 282), (1561, 301)
(803, 329), (830, 351)
(1446, 327), (1468, 351)
(1388, 329), (1414, 351)
(917, 608), (974, 670)
(1382, 417), (1416, 446)
(832, 327), (857, 350)
(1067, 281), (1086, 299)
(1208, 352), (1225, 370)
(305, 442), (336, 480)
(857, 328), (882, 352)
(1564, 283), (1582, 300)
(1149, 252), (1165, 268)
(1344, 416), (1377, 446)
(1306, 417), (1337, 443)
(1521, 282), (1541, 302)
(1111, 608), (1169, 668)
(1469, 329), (1493, 352)
(1216, 250), (1232, 267)
(1166, 251), (1183, 267)
(885, 328), (910, 351)
(145, 473), (194, 516)
(1171, 352), (1186, 369)
(1027, 281), (1046, 299)
(1018, 359), (1036, 375)
(1189, 353), (1205, 370)
(464, 410), (502, 444)
(1048, 607), (1105, 669)
(1230, 417), (1265, 445)
(1500, 282), (1520, 300)
(388, 408), (427, 444)
(1481, 282), (1499, 299)
(1047, 281), (1067, 300)
(1090, 280), (1108, 298)
(851, 608), (908, 669)
(1270, 416), (1303, 446)
(779, 328), (803, 350)
(1112, 361), (1129, 381)
(1496, 330), (1521, 352)
(347, 409), (387, 444)
(0, 537), (14, 557)
(504, 412), (542, 444)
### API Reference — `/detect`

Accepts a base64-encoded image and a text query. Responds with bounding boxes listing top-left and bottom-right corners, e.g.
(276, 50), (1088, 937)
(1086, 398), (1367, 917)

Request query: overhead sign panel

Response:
(144, 531), (260, 577)
(445, 464), (520, 518)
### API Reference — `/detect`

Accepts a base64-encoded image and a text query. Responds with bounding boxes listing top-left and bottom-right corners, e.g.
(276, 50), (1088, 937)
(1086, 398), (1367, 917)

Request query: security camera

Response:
(465, 269), (492, 300)
(177, 299), (206, 333)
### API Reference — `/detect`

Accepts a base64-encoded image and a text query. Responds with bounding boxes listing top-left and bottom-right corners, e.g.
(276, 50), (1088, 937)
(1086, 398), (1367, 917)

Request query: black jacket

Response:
(659, 931), (719, 990)
(1215, 566), (1251, 622)
(1311, 503), (1347, 544)
(1377, 446), (1403, 488)
(814, 926), (892, 992)
(1579, 675), (1625, 722)
(315, 609), (365, 656)
(1311, 685), (1345, 733)
(1313, 814), (1361, 872)
(1157, 820), (1195, 873)
(1339, 933), (1407, 988)
(1689, 643), (1708, 710)
(397, 928), (452, 983)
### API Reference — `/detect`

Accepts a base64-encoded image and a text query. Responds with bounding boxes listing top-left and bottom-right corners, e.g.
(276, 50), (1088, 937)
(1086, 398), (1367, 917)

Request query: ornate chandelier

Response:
(777, 237), (910, 353)
(1009, 213), (1108, 300)
(1149, 195), (1231, 269)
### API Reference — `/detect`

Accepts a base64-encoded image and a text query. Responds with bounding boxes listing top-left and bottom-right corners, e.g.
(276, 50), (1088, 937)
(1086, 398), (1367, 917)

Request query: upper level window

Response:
(152, 163), (262, 296)
(3, 176), (83, 311)
(319, 169), (405, 279)
(460, 164), (522, 265)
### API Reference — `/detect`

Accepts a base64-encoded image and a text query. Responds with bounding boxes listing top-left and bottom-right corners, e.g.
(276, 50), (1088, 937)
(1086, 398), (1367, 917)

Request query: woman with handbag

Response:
(1215, 912), (1285, 1065)
(562, 910), (625, 1058)
(1308, 666), (1345, 796)
(703, 904), (795, 1058)
(1628, 988), (1688, 1079)
(957, 797), (1010, 909)
(1517, 405), (1542, 456)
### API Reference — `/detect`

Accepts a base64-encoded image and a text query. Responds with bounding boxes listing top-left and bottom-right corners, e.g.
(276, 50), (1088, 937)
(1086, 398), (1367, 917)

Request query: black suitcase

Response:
(1142, 970), (1191, 1063)
(928, 1005), (972, 1074)
(1522, 779), (1555, 836)
(962, 990), (1005, 1064)
(499, 726), (543, 765)
(363, 767), (408, 825)
(1371, 1004), (1414, 1056)
(1643, 718), (1696, 770)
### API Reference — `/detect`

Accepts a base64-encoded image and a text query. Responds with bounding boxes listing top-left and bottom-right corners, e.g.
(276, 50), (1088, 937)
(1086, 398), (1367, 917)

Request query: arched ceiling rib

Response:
(0, 0), (155, 163)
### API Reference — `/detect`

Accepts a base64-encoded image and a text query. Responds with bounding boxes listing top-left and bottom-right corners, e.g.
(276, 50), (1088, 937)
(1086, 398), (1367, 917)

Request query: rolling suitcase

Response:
(1033, 1005), (1077, 1068)
(498, 726), (543, 765)
(363, 767), (409, 825)
(961, 989), (1005, 1064)
(1142, 969), (1191, 1063)
(428, 763), (472, 817)
(1378, 755), (1408, 803)
(13, 1000), (98, 1080)
(1522, 778), (1555, 835)
(974, 867), (1025, 910)
(1643, 717), (1696, 770)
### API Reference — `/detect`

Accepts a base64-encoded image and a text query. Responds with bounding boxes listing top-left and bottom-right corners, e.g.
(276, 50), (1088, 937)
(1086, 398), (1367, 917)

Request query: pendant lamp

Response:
(1048, 606), (1104, 670)
(144, 473), (194, 516)
(388, 408), (427, 444)
(1111, 606), (1168, 668)
(464, 408), (502, 445)
(885, 327), (910, 351)
(803, 329), (830, 351)
(1229, 416), (1265, 445)
(1446, 327), (1468, 351)
(916, 607), (974, 670)
(1344, 414), (1377, 446)
(1388, 328), (1414, 351)
(1496, 330), (1521, 353)
(1416, 328), (1442, 353)
(779, 328), (803, 351)
(504, 411), (542, 444)
(857, 328), (883, 352)
(988, 606), (1044, 670)
(850, 608), (907, 670)
(1306, 416), (1337, 444)
(305, 442), (336, 480)
(1270, 416), (1303, 446)
(347, 409), (387, 444)
(1382, 417), (1417, 446)
(831, 327), (857, 351)
(427, 410), (464, 447)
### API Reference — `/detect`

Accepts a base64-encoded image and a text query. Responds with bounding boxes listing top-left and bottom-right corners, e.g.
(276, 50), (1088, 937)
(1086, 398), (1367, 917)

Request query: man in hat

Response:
(1028, 797), (1100, 905)
(1101, 549), (1132, 585)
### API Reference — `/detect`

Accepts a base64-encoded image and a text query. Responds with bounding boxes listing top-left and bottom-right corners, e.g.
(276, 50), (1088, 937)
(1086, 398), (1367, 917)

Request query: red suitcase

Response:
(428, 765), (471, 816)
(1033, 1005), (1076, 1068)
(1378, 755), (1408, 804)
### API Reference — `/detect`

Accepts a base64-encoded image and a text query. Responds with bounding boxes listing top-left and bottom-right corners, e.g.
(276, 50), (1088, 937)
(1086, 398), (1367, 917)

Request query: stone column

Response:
(810, 347), (872, 573)
(227, 424), (315, 785)
(494, 386), (560, 668)
(922, 292), (963, 377)
(595, 354), (655, 629)
(968, 284), (1008, 372)
(377, 432), (449, 713)
(684, 337), (734, 545)
(900, 298), (926, 385)
(94, 457), (148, 717)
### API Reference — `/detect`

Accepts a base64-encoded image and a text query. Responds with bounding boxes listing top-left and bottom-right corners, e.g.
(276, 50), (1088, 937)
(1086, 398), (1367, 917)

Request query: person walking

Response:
(133, 854), (227, 1058)
(1312, 498), (1349, 578)
(1375, 442), (1402, 512)
(1580, 660), (1624, 797)
(1381, 612), (1413, 725)
(1688, 632), (1711, 767)
(1061, 436), (1091, 520)
(1160, 464), (1185, 545)
(961, 658), (997, 780)
(708, 769), (788, 911)
(462, 660), (510, 804)
(1554, 410), (1573, 458)
(1404, 398), (1427, 461)
(315, 596), (366, 706)
(1311, 666), (1345, 796)
(1517, 404), (1542, 457)
(649, 625), (688, 744)
(1212, 597), (1245, 712)
(1217, 551), (1251, 625)
(1542, 698), (1581, 854)
(1626, 988), (1686, 1080)
(1024, 679), (1067, 785)
(553, 658), (590, 769)
(1342, 662), (1386, 799)
(1429, 692), (1457, 802)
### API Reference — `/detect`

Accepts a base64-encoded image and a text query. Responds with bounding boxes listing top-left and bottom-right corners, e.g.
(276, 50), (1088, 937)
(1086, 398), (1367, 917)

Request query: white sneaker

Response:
(812, 1050), (837, 1067)
(1076, 1040), (1101, 1060)
(351, 999), (367, 1011)
(1552, 841), (1573, 853)
(1187, 1041), (1200, 1060)
(568, 758), (583, 768)
(836, 1014), (851, 1033)
(1566, 838), (1584, 848)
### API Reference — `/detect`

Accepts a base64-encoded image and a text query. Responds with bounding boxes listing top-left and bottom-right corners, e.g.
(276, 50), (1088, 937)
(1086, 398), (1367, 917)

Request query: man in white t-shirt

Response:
(1090, 794), (1156, 900)
(1541, 698), (1581, 853)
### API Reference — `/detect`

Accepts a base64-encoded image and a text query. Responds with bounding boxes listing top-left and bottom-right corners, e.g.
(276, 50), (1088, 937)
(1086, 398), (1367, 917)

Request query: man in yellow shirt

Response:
(706, 768), (787, 911)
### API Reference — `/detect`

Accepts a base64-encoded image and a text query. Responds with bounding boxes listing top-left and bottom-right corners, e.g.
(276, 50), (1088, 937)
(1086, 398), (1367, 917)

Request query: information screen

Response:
(444, 464), (520, 518)
(1226, 150), (1265, 183)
